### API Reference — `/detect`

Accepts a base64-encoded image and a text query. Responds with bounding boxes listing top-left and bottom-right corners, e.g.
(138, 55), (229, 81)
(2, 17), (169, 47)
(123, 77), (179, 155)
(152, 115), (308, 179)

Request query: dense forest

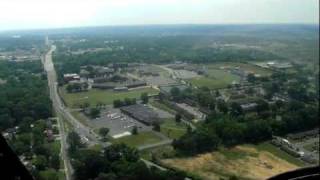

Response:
(0, 61), (52, 130)
(0, 60), (60, 179)
(0, 35), (44, 51)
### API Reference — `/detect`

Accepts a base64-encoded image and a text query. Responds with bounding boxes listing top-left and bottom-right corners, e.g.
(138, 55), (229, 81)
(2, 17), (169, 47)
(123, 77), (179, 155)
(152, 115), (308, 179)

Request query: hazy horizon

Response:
(0, 0), (319, 31)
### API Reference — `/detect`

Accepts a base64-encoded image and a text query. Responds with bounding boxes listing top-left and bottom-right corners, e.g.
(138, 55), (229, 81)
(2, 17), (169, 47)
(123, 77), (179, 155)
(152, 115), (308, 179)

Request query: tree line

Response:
(67, 131), (191, 180)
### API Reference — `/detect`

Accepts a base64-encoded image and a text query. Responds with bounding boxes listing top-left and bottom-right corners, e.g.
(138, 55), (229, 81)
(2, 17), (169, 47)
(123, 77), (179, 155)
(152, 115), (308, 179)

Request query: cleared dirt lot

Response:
(162, 145), (299, 180)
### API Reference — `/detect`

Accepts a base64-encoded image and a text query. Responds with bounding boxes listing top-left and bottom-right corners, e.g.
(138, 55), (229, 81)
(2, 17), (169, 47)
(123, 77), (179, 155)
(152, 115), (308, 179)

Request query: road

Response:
(43, 45), (73, 180)
(43, 45), (109, 179)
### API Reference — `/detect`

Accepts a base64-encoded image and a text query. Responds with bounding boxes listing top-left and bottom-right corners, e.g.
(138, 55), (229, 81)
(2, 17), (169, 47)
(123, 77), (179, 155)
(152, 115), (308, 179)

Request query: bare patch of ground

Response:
(162, 145), (299, 180)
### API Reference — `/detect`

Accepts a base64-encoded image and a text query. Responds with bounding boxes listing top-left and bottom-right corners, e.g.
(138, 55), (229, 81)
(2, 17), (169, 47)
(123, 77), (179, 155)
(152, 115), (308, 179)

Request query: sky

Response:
(0, 0), (318, 31)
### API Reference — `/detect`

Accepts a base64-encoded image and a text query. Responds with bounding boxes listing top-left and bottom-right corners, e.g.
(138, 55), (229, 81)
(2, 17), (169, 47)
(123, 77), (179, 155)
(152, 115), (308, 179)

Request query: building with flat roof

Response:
(120, 104), (160, 125)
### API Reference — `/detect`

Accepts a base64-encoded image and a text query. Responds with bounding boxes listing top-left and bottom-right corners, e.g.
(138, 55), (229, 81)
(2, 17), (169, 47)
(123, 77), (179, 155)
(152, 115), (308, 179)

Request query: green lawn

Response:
(60, 87), (159, 108)
(248, 142), (305, 166)
(160, 118), (187, 139)
(188, 69), (240, 89)
(111, 131), (163, 148)
(140, 145), (176, 160)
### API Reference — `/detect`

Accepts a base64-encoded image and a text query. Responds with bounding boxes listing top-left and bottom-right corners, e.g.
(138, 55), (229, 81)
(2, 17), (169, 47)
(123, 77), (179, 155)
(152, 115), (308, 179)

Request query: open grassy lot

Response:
(111, 131), (163, 148)
(188, 69), (240, 89)
(162, 143), (302, 180)
(60, 87), (158, 108)
(160, 118), (188, 139)
(140, 145), (176, 161)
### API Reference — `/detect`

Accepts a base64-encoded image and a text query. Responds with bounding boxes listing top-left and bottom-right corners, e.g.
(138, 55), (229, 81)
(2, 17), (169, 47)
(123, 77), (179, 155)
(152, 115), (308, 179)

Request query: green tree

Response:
(113, 99), (123, 108)
(217, 100), (228, 114)
(132, 126), (138, 135)
(247, 73), (256, 83)
(170, 87), (181, 101)
(230, 102), (243, 117)
(141, 92), (149, 104)
(152, 122), (161, 132)
(89, 107), (100, 118)
(99, 127), (109, 140)
(67, 131), (83, 155)
(175, 114), (182, 123)
(33, 155), (47, 171)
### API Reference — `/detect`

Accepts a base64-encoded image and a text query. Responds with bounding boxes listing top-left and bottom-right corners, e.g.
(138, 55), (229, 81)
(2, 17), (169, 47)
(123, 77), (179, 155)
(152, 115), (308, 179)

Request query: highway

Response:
(43, 44), (109, 180)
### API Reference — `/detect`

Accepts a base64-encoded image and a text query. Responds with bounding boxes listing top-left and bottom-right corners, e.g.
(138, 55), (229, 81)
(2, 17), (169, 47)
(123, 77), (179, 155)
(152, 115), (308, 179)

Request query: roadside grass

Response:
(60, 87), (158, 108)
(160, 118), (187, 139)
(111, 131), (163, 148)
(70, 110), (90, 127)
(247, 142), (306, 166)
(187, 69), (240, 89)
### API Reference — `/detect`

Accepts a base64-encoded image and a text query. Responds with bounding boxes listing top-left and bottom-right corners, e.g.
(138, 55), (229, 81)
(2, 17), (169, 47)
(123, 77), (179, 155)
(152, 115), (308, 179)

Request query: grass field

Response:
(160, 118), (188, 139)
(60, 87), (159, 108)
(111, 131), (163, 148)
(162, 143), (302, 180)
(188, 69), (240, 89)
(251, 142), (306, 166)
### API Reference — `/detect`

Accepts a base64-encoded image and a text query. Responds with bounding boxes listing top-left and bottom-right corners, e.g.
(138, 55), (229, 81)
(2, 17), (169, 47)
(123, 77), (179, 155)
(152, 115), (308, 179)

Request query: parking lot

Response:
(90, 107), (151, 138)
(173, 69), (200, 79)
(144, 75), (177, 86)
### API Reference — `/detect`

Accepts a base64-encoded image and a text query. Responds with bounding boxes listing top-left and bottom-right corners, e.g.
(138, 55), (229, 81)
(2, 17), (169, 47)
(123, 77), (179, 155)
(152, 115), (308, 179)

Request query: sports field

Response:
(162, 142), (302, 180)
(60, 87), (159, 108)
(188, 69), (240, 89)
